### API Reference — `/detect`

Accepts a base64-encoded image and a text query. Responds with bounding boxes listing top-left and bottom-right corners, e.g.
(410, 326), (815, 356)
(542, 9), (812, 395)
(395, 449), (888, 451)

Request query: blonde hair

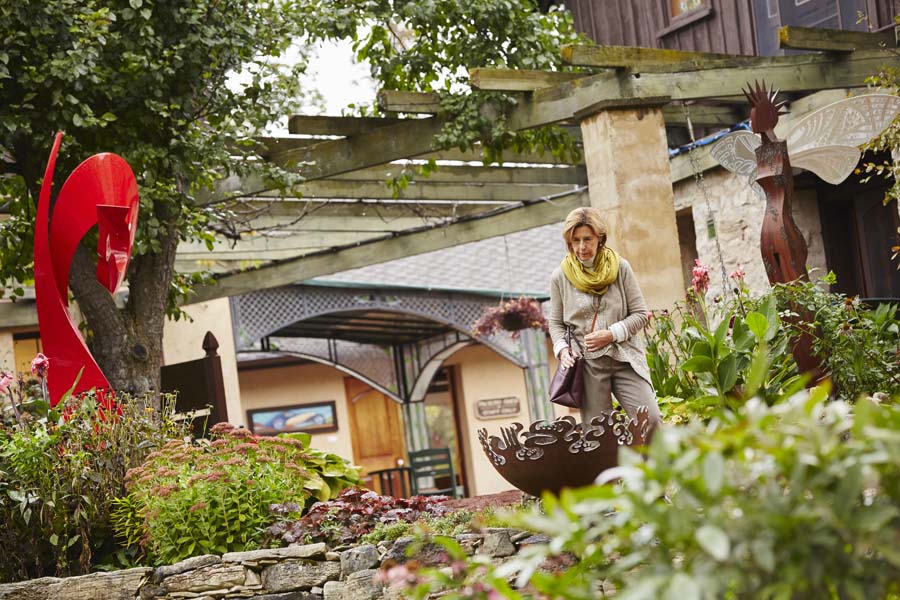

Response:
(561, 207), (607, 252)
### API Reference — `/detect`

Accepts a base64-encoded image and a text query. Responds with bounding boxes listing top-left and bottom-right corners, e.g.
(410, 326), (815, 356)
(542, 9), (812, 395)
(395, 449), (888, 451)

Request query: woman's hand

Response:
(584, 330), (614, 352)
(559, 347), (578, 369)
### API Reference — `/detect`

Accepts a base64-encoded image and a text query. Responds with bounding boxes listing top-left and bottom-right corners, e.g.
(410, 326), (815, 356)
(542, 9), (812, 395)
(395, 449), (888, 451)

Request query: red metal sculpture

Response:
(34, 133), (139, 405)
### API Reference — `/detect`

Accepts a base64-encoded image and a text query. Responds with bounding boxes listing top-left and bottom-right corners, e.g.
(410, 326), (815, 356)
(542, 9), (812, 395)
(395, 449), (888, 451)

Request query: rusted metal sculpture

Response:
(478, 407), (650, 497)
(744, 81), (809, 285)
(711, 86), (900, 376)
(34, 133), (139, 405)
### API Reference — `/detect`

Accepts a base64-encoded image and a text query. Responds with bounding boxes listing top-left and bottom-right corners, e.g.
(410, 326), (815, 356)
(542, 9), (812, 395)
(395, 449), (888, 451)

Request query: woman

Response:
(549, 207), (662, 434)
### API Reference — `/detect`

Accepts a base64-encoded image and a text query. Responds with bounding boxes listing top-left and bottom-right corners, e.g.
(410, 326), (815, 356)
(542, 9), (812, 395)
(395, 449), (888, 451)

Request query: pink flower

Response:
(691, 259), (710, 296)
(0, 372), (12, 394)
(729, 264), (746, 281)
(31, 353), (50, 378)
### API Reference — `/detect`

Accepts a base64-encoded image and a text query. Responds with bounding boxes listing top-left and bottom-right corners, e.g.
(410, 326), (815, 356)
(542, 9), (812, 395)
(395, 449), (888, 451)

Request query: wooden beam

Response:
(188, 190), (589, 303)
(269, 116), (447, 179)
(376, 90), (442, 114)
(214, 198), (516, 219)
(250, 180), (576, 202)
(287, 115), (405, 136)
(510, 48), (898, 128)
(252, 136), (320, 158)
(662, 104), (743, 127)
(421, 147), (583, 165)
(778, 26), (897, 52)
(561, 44), (757, 73)
(328, 163), (587, 185)
(469, 68), (586, 91)
(669, 145), (720, 183)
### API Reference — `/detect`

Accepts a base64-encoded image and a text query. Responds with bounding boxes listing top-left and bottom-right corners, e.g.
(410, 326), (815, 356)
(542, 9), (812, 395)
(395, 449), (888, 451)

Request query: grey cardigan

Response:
(548, 257), (652, 384)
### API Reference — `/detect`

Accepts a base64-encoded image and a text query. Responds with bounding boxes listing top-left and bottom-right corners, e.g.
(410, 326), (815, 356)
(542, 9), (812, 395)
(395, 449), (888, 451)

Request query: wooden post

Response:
(579, 107), (685, 311)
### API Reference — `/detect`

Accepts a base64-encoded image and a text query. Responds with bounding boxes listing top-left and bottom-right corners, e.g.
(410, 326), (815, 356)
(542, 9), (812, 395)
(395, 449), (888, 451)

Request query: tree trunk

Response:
(68, 203), (180, 408)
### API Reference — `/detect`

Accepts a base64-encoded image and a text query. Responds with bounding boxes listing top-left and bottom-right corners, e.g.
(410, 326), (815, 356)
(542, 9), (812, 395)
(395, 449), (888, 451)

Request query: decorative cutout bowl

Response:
(478, 407), (650, 497)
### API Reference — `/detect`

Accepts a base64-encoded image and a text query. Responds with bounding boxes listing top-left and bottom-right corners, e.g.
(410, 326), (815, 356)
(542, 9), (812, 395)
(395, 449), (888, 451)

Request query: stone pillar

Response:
(579, 107), (685, 311)
(520, 328), (554, 423)
(0, 332), (14, 373)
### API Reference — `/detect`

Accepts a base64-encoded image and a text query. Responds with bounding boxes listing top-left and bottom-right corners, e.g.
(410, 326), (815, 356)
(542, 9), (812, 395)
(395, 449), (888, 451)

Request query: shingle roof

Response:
(310, 223), (566, 296)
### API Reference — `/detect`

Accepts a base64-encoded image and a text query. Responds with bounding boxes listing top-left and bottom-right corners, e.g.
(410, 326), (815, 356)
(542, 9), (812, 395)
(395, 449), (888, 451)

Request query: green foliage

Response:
(309, 0), (586, 167)
(646, 285), (802, 422)
(771, 277), (900, 400)
(116, 422), (359, 565)
(407, 393), (900, 599)
(0, 391), (187, 582)
(362, 509), (482, 545)
(647, 273), (900, 422)
(0, 0), (311, 302)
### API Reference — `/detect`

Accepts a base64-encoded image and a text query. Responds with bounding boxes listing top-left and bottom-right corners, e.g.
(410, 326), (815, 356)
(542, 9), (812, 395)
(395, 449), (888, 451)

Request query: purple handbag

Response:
(549, 307), (599, 410)
(549, 351), (584, 409)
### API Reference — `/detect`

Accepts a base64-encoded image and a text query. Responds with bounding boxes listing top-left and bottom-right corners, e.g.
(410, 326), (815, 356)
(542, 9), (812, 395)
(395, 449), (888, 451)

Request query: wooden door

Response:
(854, 193), (900, 298)
(344, 377), (407, 494)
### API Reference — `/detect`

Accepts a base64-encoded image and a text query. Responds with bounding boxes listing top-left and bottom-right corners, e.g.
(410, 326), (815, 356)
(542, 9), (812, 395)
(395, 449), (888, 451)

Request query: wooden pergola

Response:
(2, 26), (898, 328)
(184, 25), (899, 306)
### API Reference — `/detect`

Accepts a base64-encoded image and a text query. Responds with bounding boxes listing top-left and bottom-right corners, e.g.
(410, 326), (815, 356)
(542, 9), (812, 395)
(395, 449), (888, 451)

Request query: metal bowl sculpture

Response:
(478, 407), (650, 497)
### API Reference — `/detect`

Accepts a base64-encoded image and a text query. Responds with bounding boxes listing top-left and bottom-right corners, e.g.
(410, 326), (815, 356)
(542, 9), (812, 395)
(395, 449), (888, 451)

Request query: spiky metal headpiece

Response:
(744, 80), (787, 142)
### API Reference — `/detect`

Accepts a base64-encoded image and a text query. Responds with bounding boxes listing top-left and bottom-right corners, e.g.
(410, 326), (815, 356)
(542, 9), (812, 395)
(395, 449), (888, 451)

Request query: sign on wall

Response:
(475, 396), (521, 420)
(247, 401), (338, 435)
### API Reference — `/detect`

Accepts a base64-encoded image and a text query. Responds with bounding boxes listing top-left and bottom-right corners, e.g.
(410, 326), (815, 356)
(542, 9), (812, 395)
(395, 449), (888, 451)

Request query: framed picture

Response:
(247, 401), (338, 435)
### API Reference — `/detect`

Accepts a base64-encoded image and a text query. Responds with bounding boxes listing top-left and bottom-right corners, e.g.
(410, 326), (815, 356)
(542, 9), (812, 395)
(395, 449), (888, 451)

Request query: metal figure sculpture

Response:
(744, 81), (809, 284)
(711, 85), (900, 375)
(34, 133), (139, 405)
(478, 407), (650, 497)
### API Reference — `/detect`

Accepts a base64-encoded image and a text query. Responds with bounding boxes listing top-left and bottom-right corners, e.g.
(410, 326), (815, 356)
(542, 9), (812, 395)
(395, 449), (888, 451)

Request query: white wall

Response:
(163, 298), (243, 426)
(239, 362), (355, 460)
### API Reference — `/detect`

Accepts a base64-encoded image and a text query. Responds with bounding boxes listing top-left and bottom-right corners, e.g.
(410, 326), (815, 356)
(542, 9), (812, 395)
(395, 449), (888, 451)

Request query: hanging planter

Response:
(472, 297), (549, 340)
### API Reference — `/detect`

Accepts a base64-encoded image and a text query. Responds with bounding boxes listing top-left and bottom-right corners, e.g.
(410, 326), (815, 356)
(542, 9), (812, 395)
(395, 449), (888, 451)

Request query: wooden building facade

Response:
(561, 0), (897, 56)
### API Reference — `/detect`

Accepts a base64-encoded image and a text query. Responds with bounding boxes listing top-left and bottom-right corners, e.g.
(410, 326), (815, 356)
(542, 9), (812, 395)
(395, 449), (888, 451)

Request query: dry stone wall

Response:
(0, 529), (537, 600)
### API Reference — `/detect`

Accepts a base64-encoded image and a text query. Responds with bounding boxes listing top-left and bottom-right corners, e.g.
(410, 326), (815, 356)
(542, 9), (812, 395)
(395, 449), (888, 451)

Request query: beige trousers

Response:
(581, 355), (663, 434)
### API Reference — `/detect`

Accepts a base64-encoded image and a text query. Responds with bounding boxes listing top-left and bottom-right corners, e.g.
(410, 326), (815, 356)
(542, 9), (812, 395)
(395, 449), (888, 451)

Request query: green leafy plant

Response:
(403, 391), (900, 599)
(0, 388), (187, 582)
(116, 423), (360, 565)
(772, 274), (900, 400)
(646, 267), (802, 422)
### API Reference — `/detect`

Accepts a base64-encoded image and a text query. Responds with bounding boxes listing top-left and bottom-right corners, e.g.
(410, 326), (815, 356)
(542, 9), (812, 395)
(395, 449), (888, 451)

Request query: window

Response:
(671, 0), (704, 18)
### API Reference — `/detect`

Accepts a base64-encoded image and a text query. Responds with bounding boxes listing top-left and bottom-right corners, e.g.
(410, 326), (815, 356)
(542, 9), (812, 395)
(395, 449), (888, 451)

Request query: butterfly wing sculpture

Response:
(711, 93), (900, 187)
(34, 133), (139, 406)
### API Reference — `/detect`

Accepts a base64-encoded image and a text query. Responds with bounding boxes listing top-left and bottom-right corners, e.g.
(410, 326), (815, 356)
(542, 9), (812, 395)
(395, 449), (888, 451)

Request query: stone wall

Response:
(672, 167), (829, 299)
(0, 528), (536, 600)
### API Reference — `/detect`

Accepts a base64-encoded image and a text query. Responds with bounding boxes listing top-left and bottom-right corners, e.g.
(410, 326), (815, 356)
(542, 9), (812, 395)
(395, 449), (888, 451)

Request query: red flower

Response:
(31, 353), (50, 378)
(691, 259), (710, 296)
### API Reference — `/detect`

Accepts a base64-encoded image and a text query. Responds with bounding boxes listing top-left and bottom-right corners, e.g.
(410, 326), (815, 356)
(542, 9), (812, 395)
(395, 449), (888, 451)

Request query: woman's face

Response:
(571, 225), (601, 262)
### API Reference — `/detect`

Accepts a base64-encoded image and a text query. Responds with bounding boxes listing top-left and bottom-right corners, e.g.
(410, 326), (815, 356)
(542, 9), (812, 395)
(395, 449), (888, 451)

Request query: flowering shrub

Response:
(0, 385), (187, 582)
(267, 487), (454, 548)
(646, 268), (899, 422)
(115, 423), (360, 565)
(472, 297), (548, 340)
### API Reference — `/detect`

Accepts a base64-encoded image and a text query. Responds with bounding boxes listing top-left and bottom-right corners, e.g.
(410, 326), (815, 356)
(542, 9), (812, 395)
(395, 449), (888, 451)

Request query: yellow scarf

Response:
(561, 247), (620, 295)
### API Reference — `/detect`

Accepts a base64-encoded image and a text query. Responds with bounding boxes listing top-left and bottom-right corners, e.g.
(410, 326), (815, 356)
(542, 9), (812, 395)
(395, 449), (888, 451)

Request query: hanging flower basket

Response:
(472, 297), (549, 340)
